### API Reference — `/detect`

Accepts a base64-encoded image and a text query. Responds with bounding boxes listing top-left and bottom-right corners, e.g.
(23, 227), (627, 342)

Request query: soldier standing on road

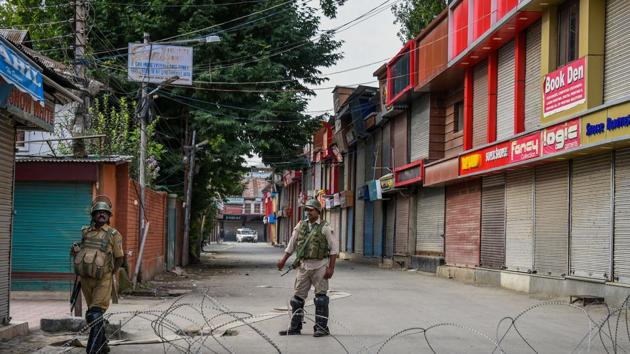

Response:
(277, 199), (338, 337)
(71, 198), (124, 354)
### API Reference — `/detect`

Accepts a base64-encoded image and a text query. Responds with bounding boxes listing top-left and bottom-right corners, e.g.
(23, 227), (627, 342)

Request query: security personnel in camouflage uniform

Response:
(277, 199), (338, 337)
(71, 198), (124, 354)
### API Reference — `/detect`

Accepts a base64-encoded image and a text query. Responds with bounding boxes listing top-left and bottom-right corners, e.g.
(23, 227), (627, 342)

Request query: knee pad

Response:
(314, 294), (329, 307)
(290, 296), (305, 309)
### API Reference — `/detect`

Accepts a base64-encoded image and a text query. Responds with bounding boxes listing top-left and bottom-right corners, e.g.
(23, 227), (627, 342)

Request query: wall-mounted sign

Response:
(333, 193), (341, 207)
(0, 41), (43, 104)
(4, 87), (54, 130)
(460, 118), (581, 175)
(379, 173), (395, 192)
(367, 180), (382, 201)
(223, 215), (241, 221)
(394, 160), (424, 187)
(339, 190), (354, 208)
(542, 118), (580, 155)
(582, 103), (630, 146)
(128, 43), (193, 85)
(543, 57), (586, 117)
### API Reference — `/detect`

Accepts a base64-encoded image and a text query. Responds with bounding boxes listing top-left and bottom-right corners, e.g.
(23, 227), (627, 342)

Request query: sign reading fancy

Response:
(543, 57), (586, 117)
(460, 119), (581, 175)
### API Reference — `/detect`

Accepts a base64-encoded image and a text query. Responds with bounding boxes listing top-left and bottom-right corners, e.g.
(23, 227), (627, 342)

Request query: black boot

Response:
(279, 296), (304, 335)
(86, 307), (108, 354)
(313, 294), (330, 337)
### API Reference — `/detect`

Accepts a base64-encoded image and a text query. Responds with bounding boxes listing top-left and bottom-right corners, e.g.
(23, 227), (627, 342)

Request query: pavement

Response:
(8, 242), (630, 353)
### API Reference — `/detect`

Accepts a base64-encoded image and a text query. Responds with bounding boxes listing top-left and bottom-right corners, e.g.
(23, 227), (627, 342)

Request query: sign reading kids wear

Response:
(543, 57), (586, 117)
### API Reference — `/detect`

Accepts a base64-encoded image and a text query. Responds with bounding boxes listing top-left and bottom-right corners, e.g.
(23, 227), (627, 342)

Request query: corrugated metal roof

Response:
(0, 29), (29, 45)
(16, 155), (133, 163)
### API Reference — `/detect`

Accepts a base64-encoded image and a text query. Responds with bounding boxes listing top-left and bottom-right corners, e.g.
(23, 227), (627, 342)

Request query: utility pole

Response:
(136, 32), (150, 279)
(183, 130), (196, 266)
(73, 0), (88, 157)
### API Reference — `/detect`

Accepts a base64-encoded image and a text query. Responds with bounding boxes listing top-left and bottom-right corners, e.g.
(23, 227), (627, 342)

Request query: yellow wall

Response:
(539, 0), (605, 125)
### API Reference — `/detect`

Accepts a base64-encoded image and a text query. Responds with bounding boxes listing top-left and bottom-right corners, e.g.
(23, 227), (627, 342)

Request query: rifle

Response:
(70, 275), (81, 314)
(280, 221), (313, 277)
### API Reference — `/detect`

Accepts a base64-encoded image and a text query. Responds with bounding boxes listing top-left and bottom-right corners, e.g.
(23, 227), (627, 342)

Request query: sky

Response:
(245, 0), (401, 167)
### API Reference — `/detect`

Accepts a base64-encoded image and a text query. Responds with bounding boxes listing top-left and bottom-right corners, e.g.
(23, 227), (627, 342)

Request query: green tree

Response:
(391, 0), (447, 42)
(0, 0), (346, 262)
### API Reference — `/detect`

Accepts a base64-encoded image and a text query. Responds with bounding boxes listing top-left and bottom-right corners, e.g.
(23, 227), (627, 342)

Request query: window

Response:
(454, 101), (464, 132)
(15, 130), (25, 148)
(390, 51), (410, 99)
(557, 0), (579, 68)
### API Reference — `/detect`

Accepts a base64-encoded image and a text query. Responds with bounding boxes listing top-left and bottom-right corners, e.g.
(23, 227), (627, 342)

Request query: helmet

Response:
(304, 199), (322, 213)
(91, 201), (112, 215)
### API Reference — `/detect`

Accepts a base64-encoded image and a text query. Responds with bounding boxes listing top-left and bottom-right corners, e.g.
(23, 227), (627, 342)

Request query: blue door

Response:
(374, 202), (383, 257)
(12, 182), (92, 291)
(363, 201), (374, 256)
(346, 207), (353, 253)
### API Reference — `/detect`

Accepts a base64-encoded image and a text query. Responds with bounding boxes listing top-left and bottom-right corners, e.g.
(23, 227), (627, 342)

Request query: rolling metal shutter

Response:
(445, 181), (481, 266)
(12, 182), (93, 291)
(473, 60), (489, 148)
(363, 200), (374, 256)
(0, 119), (15, 324)
(604, 0), (630, 103)
(314, 163), (322, 190)
(505, 170), (534, 272)
(416, 187), (445, 254)
(534, 162), (569, 277)
(497, 41), (515, 141)
(330, 209), (341, 253)
(393, 113), (408, 168)
(346, 207), (354, 253)
(385, 199), (395, 257)
(355, 145), (365, 255)
(373, 200), (383, 257)
(382, 122), (391, 170)
(570, 153), (612, 280)
(615, 149), (630, 283)
(340, 208), (347, 253)
(410, 94), (430, 161)
(524, 21), (542, 131)
(395, 195), (410, 255)
(365, 136), (375, 181)
(480, 174), (506, 269)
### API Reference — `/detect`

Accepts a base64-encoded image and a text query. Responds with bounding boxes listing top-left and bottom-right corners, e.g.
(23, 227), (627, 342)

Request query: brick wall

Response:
(445, 180), (481, 267)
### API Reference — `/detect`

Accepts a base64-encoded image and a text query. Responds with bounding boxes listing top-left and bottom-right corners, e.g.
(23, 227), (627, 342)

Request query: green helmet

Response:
(91, 201), (112, 215)
(304, 199), (322, 213)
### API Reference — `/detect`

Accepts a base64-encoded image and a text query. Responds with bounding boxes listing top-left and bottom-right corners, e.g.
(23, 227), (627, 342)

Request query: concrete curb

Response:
(0, 321), (29, 341)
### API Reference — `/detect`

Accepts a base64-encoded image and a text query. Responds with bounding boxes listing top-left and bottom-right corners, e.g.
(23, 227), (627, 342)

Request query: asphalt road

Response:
(34, 242), (628, 353)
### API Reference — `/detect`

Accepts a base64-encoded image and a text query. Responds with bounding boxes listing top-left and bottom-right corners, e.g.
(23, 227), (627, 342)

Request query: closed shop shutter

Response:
(12, 182), (92, 291)
(570, 153), (612, 279)
(355, 146), (365, 255)
(480, 174), (506, 269)
(340, 208), (347, 253)
(382, 122), (391, 170)
(473, 60), (488, 147)
(373, 200), (383, 257)
(534, 162), (569, 276)
(524, 21), (542, 131)
(416, 187), (445, 254)
(346, 207), (354, 253)
(410, 94), (430, 161)
(364, 200), (374, 256)
(314, 163), (322, 190)
(0, 118), (14, 324)
(505, 170), (534, 272)
(385, 199), (395, 257)
(615, 148), (630, 283)
(365, 136), (375, 181)
(445, 181), (481, 266)
(393, 113), (408, 168)
(329, 209), (341, 253)
(395, 195), (410, 255)
(497, 41), (515, 141)
(604, 0), (630, 103)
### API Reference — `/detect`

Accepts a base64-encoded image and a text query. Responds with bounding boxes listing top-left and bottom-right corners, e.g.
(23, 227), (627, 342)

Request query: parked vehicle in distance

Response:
(236, 228), (258, 243)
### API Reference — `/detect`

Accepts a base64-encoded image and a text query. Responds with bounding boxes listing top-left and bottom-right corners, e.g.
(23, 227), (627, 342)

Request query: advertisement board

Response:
(542, 118), (580, 155)
(128, 43), (193, 85)
(543, 57), (586, 117)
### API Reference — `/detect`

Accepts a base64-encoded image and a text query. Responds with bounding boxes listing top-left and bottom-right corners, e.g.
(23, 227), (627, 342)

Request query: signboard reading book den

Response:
(128, 43), (193, 85)
(543, 57), (586, 118)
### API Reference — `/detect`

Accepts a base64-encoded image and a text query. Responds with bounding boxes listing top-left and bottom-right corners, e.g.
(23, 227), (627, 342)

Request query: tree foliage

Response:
(0, 0), (346, 261)
(391, 0), (447, 42)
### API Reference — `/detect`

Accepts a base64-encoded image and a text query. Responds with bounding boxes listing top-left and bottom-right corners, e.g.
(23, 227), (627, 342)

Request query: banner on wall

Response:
(543, 57), (586, 117)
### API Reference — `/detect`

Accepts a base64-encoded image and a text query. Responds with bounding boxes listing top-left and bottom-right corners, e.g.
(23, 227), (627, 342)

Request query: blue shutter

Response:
(363, 201), (374, 256)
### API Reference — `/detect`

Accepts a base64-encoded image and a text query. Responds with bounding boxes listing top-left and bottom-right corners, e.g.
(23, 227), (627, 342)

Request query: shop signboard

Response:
(0, 39), (43, 104)
(333, 193), (341, 207)
(542, 118), (580, 155)
(367, 180), (382, 201)
(582, 102), (630, 146)
(460, 141), (510, 175)
(394, 160), (424, 187)
(510, 133), (540, 163)
(543, 57), (586, 117)
(340, 191), (354, 208)
(379, 173), (395, 192)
